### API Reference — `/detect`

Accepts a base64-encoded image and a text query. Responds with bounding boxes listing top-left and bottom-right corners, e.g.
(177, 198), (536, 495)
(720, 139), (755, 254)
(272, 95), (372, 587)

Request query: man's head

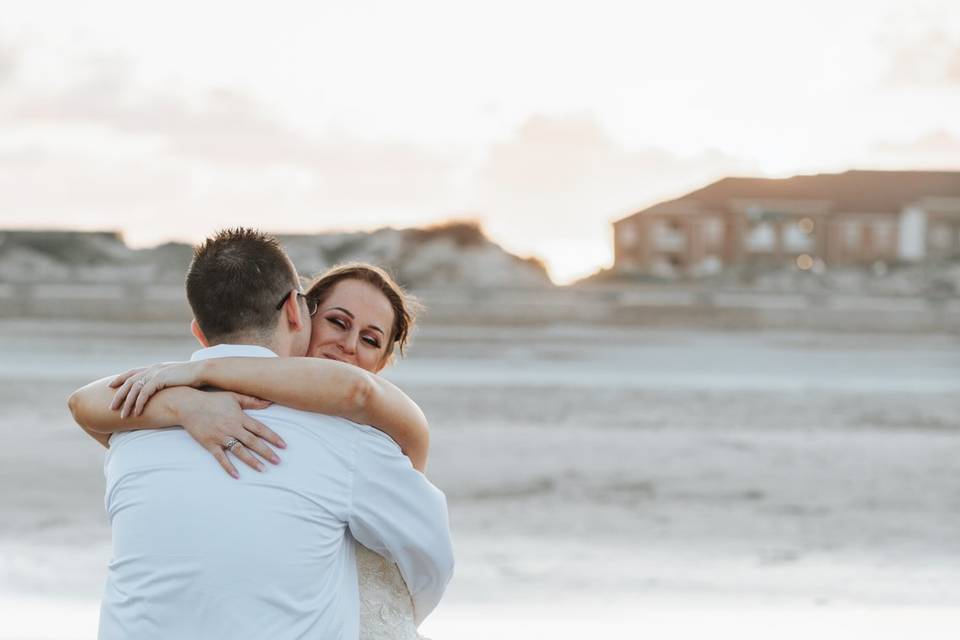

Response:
(185, 228), (312, 356)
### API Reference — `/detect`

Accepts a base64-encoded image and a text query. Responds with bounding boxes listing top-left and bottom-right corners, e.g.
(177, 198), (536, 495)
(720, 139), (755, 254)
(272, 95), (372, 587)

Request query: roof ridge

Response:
(615, 169), (960, 224)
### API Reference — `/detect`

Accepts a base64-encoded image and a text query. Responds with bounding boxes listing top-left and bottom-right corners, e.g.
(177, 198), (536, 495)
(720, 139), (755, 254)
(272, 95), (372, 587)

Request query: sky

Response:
(1, 0), (959, 283)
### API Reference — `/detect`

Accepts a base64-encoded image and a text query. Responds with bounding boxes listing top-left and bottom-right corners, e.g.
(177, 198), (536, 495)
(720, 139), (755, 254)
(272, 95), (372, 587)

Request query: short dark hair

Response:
(185, 228), (300, 344)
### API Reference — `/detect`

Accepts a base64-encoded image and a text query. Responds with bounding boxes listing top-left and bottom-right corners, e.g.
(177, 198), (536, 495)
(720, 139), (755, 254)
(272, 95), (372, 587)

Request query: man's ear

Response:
(190, 319), (210, 347)
(282, 289), (306, 333)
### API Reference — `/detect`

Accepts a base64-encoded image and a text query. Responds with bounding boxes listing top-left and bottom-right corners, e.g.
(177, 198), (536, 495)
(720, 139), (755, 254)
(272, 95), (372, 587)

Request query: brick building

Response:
(613, 170), (960, 276)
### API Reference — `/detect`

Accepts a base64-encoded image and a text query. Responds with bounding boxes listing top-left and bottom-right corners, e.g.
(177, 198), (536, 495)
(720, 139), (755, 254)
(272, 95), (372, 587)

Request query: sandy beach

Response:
(1, 319), (959, 639)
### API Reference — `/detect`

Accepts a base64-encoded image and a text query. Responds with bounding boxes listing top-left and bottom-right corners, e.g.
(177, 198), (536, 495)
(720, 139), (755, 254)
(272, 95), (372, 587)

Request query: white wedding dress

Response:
(357, 543), (426, 640)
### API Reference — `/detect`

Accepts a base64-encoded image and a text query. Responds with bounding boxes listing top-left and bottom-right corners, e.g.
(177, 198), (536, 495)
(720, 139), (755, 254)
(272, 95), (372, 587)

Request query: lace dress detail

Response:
(357, 543), (426, 640)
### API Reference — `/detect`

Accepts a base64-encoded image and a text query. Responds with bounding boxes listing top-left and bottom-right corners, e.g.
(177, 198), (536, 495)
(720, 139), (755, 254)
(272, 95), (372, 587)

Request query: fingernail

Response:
(271, 456), (281, 465)
(231, 471), (239, 479)
(257, 463), (265, 472)
(278, 440), (287, 449)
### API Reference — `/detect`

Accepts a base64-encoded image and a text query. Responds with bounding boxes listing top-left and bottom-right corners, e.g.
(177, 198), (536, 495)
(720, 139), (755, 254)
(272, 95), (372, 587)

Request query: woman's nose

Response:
(338, 331), (358, 354)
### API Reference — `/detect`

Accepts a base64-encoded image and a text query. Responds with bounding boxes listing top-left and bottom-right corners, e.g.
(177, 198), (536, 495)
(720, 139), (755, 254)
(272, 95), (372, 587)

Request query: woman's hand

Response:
(172, 390), (285, 478)
(109, 361), (208, 418)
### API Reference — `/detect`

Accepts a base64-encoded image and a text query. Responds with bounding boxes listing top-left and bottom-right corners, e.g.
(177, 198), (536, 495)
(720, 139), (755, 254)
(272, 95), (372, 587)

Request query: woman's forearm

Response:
(198, 358), (430, 471)
(67, 377), (198, 447)
(198, 358), (370, 418)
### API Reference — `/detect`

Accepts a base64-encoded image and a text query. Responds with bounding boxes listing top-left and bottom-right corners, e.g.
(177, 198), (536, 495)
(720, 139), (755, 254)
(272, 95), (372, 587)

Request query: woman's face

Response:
(307, 278), (396, 373)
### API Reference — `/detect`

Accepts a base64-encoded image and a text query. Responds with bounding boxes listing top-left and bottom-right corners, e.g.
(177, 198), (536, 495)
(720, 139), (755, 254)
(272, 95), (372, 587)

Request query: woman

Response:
(69, 263), (433, 640)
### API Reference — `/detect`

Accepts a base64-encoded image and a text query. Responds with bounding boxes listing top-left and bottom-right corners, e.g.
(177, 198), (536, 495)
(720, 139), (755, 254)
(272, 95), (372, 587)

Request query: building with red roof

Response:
(613, 170), (960, 276)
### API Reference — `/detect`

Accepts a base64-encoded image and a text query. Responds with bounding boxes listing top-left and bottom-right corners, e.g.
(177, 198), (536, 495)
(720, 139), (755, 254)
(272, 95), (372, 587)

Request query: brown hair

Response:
(186, 228), (299, 344)
(306, 263), (421, 364)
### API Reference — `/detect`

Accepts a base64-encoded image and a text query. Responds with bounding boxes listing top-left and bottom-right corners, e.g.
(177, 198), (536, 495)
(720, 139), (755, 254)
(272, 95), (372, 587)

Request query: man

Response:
(69, 228), (453, 639)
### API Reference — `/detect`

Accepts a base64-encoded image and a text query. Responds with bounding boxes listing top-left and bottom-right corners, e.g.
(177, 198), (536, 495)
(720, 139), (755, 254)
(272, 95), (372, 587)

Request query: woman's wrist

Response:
(194, 359), (213, 388)
(162, 386), (204, 422)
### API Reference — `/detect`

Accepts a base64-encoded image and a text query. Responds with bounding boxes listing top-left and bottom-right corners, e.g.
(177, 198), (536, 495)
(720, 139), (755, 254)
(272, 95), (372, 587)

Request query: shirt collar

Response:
(190, 344), (279, 362)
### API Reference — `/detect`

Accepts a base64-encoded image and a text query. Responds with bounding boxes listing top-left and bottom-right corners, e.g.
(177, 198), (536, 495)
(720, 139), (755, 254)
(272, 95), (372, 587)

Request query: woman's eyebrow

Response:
(327, 306), (354, 318)
(326, 306), (385, 336)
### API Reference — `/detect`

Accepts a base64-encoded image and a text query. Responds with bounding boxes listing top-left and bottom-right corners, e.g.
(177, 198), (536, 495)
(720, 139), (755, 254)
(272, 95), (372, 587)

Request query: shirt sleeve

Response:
(347, 428), (455, 625)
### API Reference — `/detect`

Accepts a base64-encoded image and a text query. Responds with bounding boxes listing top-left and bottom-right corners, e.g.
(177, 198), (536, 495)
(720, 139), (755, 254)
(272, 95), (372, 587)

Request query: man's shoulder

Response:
(253, 404), (368, 436)
(350, 426), (424, 486)
(104, 427), (204, 477)
(252, 405), (397, 460)
(350, 422), (404, 454)
(107, 427), (188, 453)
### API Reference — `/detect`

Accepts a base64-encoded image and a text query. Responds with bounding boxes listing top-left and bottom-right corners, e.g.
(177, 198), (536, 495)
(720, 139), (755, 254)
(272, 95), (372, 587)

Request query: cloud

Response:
(0, 43), (755, 280)
(884, 29), (960, 87)
(868, 129), (960, 169)
(0, 40), (21, 86)
(476, 113), (749, 227)
(468, 113), (751, 279)
(8, 75), (321, 167)
(877, 129), (960, 153)
(0, 47), (467, 230)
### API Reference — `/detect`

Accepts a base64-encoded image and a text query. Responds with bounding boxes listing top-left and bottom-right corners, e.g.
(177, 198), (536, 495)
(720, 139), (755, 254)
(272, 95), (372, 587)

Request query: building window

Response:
(694, 255), (722, 276)
(653, 220), (686, 251)
(745, 222), (776, 252)
(784, 222), (814, 253)
(651, 258), (676, 277)
(841, 222), (861, 249)
(702, 218), (724, 247)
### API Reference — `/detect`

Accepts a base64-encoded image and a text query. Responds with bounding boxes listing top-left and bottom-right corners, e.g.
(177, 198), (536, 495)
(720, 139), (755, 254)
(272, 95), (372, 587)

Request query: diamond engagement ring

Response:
(223, 437), (241, 451)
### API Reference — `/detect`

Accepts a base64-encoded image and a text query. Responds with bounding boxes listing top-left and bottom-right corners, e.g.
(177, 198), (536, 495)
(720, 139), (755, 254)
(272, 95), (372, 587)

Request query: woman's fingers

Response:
(109, 368), (145, 389)
(237, 429), (281, 465)
(207, 445), (240, 479)
(228, 440), (266, 472)
(119, 377), (143, 419)
(242, 415), (286, 450)
(132, 378), (164, 416)
(109, 378), (129, 410)
(234, 393), (273, 411)
(111, 376), (137, 413)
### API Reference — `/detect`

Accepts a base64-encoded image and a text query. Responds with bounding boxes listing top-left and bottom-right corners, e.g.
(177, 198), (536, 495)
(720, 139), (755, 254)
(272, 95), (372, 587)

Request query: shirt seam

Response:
(345, 426), (359, 523)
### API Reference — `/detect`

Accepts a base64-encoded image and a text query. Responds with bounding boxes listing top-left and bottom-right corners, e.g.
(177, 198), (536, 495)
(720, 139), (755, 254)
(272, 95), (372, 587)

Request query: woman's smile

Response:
(307, 278), (395, 373)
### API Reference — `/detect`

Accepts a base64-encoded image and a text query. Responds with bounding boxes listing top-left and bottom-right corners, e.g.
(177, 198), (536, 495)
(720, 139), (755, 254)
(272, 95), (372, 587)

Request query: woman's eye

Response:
(327, 317), (347, 329)
(363, 336), (381, 348)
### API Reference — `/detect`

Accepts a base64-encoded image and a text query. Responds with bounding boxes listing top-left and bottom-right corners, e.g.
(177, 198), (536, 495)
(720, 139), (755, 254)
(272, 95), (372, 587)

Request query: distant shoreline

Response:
(0, 282), (955, 334)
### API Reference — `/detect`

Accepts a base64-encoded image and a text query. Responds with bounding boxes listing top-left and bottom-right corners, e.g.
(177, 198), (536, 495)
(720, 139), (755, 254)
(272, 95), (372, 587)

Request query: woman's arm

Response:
(67, 378), (280, 477)
(68, 377), (120, 449)
(69, 377), (200, 445)
(114, 358), (431, 471)
(203, 358), (429, 471)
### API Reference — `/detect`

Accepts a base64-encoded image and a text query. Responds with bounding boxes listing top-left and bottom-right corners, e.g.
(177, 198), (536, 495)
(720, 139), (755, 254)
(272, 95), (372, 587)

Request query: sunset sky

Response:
(2, 0), (959, 282)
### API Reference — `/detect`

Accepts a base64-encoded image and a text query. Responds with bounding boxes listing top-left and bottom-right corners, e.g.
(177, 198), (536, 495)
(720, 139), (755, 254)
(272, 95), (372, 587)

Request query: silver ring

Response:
(223, 437), (241, 451)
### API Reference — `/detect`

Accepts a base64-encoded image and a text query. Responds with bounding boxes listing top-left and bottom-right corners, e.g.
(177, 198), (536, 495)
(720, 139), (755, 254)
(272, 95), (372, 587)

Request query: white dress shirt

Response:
(98, 344), (454, 640)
